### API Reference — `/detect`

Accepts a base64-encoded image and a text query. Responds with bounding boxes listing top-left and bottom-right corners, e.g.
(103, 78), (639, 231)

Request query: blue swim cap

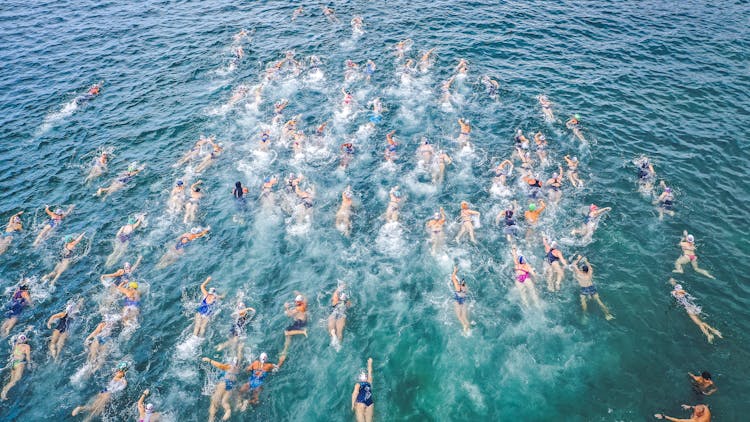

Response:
(369, 114), (382, 124)
(176, 180), (184, 186)
(264, 176), (271, 183)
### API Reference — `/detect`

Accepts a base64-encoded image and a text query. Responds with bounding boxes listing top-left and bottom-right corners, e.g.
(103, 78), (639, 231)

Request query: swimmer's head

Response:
(124, 262), (131, 269)
(665, 187), (672, 193)
(423, 138), (430, 145)
(687, 234), (694, 243)
(235, 181), (242, 188)
(208, 287), (216, 294)
(701, 371), (712, 380)
(551, 241), (558, 249)
(295, 294), (304, 303)
(54, 208), (64, 215)
(574, 114), (581, 120)
(460, 278), (466, 286)
(358, 371), (368, 382)
(264, 176), (271, 183)
(393, 190), (401, 198)
(146, 403), (154, 413)
(433, 212), (440, 220)
(505, 210), (513, 218)
(11, 216), (20, 223)
(552, 172), (559, 178)
(674, 284), (683, 291)
(539, 134), (546, 141)
(128, 217), (136, 225)
(516, 129), (522, 136)
(461, 201), (468, 209)
(572, 156), (578, 162)
(190, 227), (201, 234)
(344, 190), (353, 198)
(20, 284), (29, 291)
(128, 281), (138, 289)
(118, 361), (129, 371)
(259, 352), (268, 362)
(518, 256), (525, 264)
(128, 162), (137, 172)
(193, 187), (201, 192)
(17, 334), (27, 343)
(176, 180), (184, 186)
(581, 264), (589, 273)
(528, 203), (537, 211)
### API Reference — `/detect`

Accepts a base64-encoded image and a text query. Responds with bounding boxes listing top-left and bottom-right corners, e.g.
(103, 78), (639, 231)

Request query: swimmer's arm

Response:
(367, 357), (373, 383)
(116, 282), (130, 295)
(71, 232), (85, 247)
(44, 206), (56, 218)
(131, 256), (143, 272)
(131, 218), (143, 230)
(495, 211), (503, 226)
(351, 383), (360, 410)
(451, 266), (459, 289)
(100, 270), (121, 282)
(47, 312), (65, 328)
(542, 236), (550, 250)
(240, 307), (256, 315)
(137, 389), (149, 415)
(202, 357), (230, 371)
(654, 414), (691, 422)
(200, 277), (212, 295)
(87, 322), (104, 341)
(538, 200), (547, 212)
(439, 207), (446, 222)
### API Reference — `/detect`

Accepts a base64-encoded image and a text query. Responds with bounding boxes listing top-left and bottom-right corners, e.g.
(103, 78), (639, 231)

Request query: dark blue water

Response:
(1, 0), (749, 420)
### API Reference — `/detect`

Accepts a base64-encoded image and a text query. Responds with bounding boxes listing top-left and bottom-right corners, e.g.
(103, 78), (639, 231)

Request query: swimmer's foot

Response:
(672, 269), (684, 274)
(605, 314), (615, 321)
(72, 406), (82, 416)
(302, 329), (308, 338)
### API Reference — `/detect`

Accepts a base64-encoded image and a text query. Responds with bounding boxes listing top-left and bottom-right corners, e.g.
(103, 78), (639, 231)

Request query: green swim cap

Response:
(574, 114), (581, 120)
(528, 203), (537, 211)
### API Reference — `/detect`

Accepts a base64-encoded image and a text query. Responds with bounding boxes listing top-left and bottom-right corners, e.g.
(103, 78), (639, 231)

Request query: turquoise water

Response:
(1, 0), (749, 420)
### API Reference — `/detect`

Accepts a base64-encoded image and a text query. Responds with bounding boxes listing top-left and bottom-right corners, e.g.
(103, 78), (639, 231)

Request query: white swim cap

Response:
(259, 352), (268, 362)
(191, 227), (201, 234)
(295, 295), (303, 302)
(674, 284), (683, 291)
(146, 403), (154, 412)
(687, 234), (695, 243)
(339, 292), (348, 301)
(358, 371), (368, 382)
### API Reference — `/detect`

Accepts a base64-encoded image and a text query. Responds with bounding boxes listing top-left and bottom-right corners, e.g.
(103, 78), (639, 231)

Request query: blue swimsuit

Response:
(356, 382), (374, 406)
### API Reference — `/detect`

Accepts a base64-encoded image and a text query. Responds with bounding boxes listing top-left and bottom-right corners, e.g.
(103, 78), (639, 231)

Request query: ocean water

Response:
(1, 0), (749, 420)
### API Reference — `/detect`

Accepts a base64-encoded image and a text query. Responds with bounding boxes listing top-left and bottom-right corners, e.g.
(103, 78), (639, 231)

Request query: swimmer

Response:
(669, 279), (721, 344)
(240, 351), (284, 407)
(0, 334), (31, 401)
(654, 181), (675, 220)
(514, 129), (530, 159)
(41, 232), (85, 286)
(534, 132), (548, 163)
(96, 162), (143, 198)
(137, 389), (160, 422)
(363, 59), (376, 81)
(351, 358), (374, 422)
(654, 404), (711, 422)
(47, 301), (79, 361)
(233, 181), (248, 203)
(195, 142), (222, 173)
(418, 48), (435, 73)
(341, 87), (354, 108)
(116, 279), (141, 326)
(524, 200), (546, 225)
(226, 84), (249, 108)
(384, 130), (398, 162)
(538, 95), (555, 121)
(281, 292), (308, 356)
(636, 156), (656, 193)
(105, 213), (144, 267)
(455, 201), (480, 244)
(451, 266), (471, 334)
(201, 355), (240, 422)
(344, 59), (360, 82)
(495, 202), (519, 243)
(673, 231), (714, 279)
(72, 362), (129, 420)
(85, 150), (109, 182)
(83, 317), (118, 372)
(384, 186), (402, 224)
(291, 130), (306, 157)
(259, 175), (279, 207)
(416, 138), (434, 167)
(455, 58), (468, 76)
(291, 176), (315, 224)
(258, 129), (271, 151)
(367, 97), (384, 124)
(511, 246), (541, 308)
(394, 39), (412, 59)
(2, 284), (32, 336)
(545, 165), (564, 204)
(74, 82), (102, 105)
(323, 6), (338, 22)
(156, 226), (210, 269)
(688, 371), (717, 396)
(481, 75), (500, 100)
(571, 204), (611, 241)
(457, 118), (471, 149)
(426, 207), (446, 255)
(340, 141), (355, 169)
(566, 114), (586, 142)
(522, 174), (543, 198)
(33, 204), (74, 247)
(193, 276), (222, 338)
(175, 136), (215, 167)
(440, 76), (455, 105)
(0, 211), (23, 255)
(351, 16), (364, 34)
(432, 150), (453, 184)
(336, 186), (354, 237)
(564, 155), (583, 187)
(492, 159), (514, 189)
(167, 179), (186, 214)
(542, 236), (568, 292)
(100, 256), (142, 286)
(233, 28), (249, 43)
(328, 286), (351, 349)
(216, 302), (255, 354)
(291, 6), (304, 21)
(184, 180), (203, 224)
(571, 255), (614, 320)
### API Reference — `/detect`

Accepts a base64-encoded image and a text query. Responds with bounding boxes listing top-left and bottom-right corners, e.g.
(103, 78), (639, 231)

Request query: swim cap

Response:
(17, 334), (27, 343)
(128, 163), (137, 172)
(146, 403), (154, 412)
(665, 187), (672, 192)
(574, 114), (581, 120)
(190, 227), (201, 234)
(433, 212), (440, 220)
(259, 352), (268, 362)
(550, 241), (558, 249)
(357, 371), (368, 382)
(461, 201), (468, 209)
(20, 284), (29, 291)
(264, 176), (271, 183)
(393, 190), (401, 198)
(528, 203), (536, 211)
(209, 287), (216, 294)
(518, 256), (525, 264)
(424, 139), (430, 145)
(118, 361), (129, 371)
(539, 134), (546, 141)
(572, 156), (578, 162)
(176, 180), (184, 186)
(128, 281), (138, 289)
(339, 292), (348, 301)
(124, 262), (131, 269)
(128, 217), (136, 225)
(344, 190), (353, 198)
(589, 204), (598, 211)
(54, 208), (64, 214)
(516, 129), (522, 135)
(674, 284), (683, 291)
(295, 294), (303, 302)
(687, 234), (694, 243)
(552, 172), (559, 178)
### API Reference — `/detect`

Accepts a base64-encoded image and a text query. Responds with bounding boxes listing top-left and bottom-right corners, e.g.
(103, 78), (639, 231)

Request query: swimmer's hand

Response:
(143, 389), (150, 396)
(201, 357), (210, 363)
(654, 414), (663, 419)
(680, 405), (692, 410)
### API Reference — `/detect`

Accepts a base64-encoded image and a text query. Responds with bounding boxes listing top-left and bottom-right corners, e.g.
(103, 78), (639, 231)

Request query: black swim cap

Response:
(581, 265), (589, 273)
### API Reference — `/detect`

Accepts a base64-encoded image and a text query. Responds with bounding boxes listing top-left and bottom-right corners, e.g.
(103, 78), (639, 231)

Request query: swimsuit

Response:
(230, 314), (248, 337)
(286, 319), (307, 331)
(123, 298), (140, 309)
(197, 296), (215, 316)
(101, 378), (126, 394)
(672, 291), (701, 315)
(6, 291), (27, 318)
(248, 363), (270, 390)
(580, 285), (597, 297)
(11, 345), (26, 369)
(55, 314), (70, 333)
(330, 302), (347, 320)
(356, 382), (374, 407)
(516, 268), (529, 283)
(547, 249), (560, 264)
(454, 290), (466, 305)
